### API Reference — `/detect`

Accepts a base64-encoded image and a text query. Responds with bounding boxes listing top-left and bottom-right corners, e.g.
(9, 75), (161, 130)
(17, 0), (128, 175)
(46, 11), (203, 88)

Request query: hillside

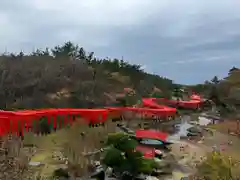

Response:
(190, 67), (240, 117)
(222, 67), (240, 106)
(0, 42), (176, 110)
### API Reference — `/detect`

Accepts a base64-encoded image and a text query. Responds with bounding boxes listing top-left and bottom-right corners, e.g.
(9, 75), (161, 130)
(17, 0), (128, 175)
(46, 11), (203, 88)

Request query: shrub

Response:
(102, 132), (159, 176)
(197, 152), (235, 180)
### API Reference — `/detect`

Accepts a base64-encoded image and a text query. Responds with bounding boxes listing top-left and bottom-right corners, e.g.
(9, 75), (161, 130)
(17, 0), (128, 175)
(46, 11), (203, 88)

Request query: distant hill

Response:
(190, 67), (240, 115)
(222, 67), (240, 106)
(0, 42), (176, 110)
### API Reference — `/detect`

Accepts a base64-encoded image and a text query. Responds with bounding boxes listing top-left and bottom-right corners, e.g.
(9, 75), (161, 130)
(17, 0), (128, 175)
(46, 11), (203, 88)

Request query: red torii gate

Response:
(0, 98), (177, 136)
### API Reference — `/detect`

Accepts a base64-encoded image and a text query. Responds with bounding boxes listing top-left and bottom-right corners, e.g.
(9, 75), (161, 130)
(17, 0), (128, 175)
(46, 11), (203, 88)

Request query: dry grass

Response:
(208, 120), (240, 135)
(21, 118), (117, 179)
(0, 135), (33, 180)
(199, 123), (240, 178)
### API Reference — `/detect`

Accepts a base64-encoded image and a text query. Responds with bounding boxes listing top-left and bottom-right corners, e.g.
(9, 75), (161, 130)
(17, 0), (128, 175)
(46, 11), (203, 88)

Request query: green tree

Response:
(51, 41), (78, 58)
(211, 76), (220, 85)
(102, 133), (159, 176)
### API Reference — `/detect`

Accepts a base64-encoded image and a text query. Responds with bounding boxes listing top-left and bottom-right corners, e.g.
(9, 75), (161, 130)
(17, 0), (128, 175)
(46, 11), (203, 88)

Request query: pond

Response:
(140, 139), (164, 145)
(167, 114), (215, 142)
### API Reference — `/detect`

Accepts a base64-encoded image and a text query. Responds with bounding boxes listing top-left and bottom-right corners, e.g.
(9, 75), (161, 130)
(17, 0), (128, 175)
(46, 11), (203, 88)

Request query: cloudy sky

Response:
(1, 0), (240, 84)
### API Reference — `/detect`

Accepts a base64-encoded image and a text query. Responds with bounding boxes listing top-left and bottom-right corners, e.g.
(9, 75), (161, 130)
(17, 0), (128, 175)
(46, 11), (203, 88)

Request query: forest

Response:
(0, 42), (177, 110)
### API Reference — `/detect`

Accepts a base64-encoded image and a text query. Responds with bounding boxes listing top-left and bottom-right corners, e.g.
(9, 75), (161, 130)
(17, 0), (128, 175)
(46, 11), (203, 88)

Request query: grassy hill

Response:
(0, 42), (176, 110)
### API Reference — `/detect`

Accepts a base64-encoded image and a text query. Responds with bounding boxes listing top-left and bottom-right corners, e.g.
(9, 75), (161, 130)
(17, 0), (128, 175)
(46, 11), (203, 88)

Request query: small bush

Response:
(52, 168), (70, 179)
(197, 152), (236, 180)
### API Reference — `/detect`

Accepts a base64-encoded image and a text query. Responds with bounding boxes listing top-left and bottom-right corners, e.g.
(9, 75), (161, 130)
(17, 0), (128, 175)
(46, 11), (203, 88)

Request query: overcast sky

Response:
(1, 0), (240, 84)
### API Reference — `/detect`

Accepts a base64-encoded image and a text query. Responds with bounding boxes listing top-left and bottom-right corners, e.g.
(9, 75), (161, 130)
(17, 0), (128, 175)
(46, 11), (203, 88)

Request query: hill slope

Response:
(190, 67), (240, 116)
(0, 42), (176, 110)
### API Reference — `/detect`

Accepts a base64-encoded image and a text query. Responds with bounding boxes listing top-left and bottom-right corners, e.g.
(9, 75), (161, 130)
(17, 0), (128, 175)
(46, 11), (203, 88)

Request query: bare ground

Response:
(166, 123), (240, 179)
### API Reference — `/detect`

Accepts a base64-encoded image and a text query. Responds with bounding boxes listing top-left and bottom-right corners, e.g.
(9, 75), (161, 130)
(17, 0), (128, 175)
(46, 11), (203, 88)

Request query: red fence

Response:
(0, 98), (179, 136)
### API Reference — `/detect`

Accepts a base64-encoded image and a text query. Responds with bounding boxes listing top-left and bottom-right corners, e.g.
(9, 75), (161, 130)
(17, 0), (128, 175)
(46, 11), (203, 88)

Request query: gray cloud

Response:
(0, 0), (240, 84)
